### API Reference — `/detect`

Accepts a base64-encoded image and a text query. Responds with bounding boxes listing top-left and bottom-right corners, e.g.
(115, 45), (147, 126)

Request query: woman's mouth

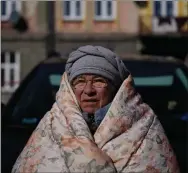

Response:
(82, 99), (98, 107)
(83, 99), (98, 102)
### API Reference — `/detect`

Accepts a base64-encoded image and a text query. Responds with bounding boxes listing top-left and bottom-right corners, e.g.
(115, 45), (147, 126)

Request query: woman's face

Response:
(72, 74), (114, 114)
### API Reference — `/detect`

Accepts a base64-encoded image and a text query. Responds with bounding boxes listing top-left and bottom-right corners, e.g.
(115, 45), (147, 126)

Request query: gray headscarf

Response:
(65, 45), (130, 88)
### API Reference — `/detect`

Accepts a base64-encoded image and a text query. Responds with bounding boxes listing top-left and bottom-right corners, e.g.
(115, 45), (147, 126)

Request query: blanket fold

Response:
(12, 73), (179, 173)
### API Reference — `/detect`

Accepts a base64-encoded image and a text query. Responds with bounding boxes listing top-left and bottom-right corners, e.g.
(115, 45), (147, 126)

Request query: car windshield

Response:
(6, 61), (188, 126)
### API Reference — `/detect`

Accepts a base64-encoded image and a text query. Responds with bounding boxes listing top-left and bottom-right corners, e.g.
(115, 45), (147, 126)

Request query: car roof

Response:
(42, 56), (67, 64)
(119, 54), (183, 64)
(43, 54), (184, 66)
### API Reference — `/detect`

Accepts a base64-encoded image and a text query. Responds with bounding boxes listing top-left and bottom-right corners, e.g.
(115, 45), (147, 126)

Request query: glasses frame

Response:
(72, 76), (108, 90)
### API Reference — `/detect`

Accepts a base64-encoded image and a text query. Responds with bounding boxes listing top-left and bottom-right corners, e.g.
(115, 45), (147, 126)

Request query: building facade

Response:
(1, 0), (140, 103)
(2, 0), (187, 103)
(139, 1), (188, 34)
(55, 0), (139, 33)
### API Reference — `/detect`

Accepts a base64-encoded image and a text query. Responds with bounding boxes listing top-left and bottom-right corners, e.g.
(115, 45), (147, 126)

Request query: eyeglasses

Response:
(72, 76), (108, 90)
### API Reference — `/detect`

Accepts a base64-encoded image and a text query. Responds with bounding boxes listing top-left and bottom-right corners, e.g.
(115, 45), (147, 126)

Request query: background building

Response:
(139, 1), (188, 34)
(138, 1), (188, 60)
(1, 0), (188, 103)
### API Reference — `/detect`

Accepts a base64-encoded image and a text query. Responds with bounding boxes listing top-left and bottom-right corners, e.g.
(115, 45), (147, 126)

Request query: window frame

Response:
(1, 51), (21, 92)
(94, 0), (117, 21)
(62, 0), (85, 21)
(153, 1), (178, 17)
(1, 0), (22, 21)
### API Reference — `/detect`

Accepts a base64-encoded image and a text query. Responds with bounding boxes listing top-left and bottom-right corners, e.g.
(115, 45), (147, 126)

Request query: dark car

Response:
(2, 55), (188, 173)
(1, 102), (6, 113)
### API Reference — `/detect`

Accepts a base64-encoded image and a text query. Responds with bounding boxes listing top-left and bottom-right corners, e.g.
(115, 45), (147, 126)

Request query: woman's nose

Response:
(84, 82), (96, 95)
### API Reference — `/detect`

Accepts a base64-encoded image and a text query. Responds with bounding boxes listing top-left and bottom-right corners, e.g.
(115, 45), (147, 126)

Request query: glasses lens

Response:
(73, 78), (86, 89)
(72, 77), (108, 89)
(93, 78), (107, 88)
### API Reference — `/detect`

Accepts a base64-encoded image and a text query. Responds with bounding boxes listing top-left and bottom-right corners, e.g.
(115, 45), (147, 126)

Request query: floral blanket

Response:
(12, 73), (179, 173)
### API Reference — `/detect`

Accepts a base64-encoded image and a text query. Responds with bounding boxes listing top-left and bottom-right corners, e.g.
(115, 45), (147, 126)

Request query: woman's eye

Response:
(93, 78), (107, 87)
(73, 79), (85, 85)
(94, 78), (106, 83)
(77, 79), (85, 83)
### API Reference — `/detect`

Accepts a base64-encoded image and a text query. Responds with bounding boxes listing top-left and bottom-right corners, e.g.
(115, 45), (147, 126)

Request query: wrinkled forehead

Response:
(73, 74), (107, 80)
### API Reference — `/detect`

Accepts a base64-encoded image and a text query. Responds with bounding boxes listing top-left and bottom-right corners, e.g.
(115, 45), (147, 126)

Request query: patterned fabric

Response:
(12, 73), (180, 173)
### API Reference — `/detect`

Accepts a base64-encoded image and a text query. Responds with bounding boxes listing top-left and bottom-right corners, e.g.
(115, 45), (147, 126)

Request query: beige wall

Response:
(118, 1), (139, 33)
(1, 1), (140, 34)
(55, 0), (139, 34)
(22, 1), (38, 32)
(1, 1), (47, 33)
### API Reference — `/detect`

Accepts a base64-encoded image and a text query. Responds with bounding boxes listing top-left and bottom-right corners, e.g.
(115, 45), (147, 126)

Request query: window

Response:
(94, 0), (116, 20)
(49, 74), (62, 86)
(1, 0), (21, 21)
(153, 1), (177, 17)
(154, 1), (161, 16)
(1, 51), (21, 92)
(175, 68), (188, 92)
(166, 1), (173, 17)
(134, 76), (174, 86)
(63, 0), (85, 21)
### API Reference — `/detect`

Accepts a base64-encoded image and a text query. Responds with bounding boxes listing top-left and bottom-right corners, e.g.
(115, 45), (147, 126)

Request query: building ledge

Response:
(2, 31), (139, 41)
(56, 32), (138, 41)
(1, 31), (47, 41)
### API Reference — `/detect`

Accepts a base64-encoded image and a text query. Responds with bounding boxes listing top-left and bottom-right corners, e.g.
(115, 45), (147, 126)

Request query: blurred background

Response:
(1, 1), (188, 173)
(1, 0), (188, 103)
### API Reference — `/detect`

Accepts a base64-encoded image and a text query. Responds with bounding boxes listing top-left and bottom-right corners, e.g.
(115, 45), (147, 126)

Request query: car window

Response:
(49, 74), (62, 86)
(134, 75), (173, 86)
(175, 68), (188, 92)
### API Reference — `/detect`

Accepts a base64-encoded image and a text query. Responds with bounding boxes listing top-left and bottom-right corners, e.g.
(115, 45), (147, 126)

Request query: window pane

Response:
(63, 1), (70, 16)
(10, 68), (14, 87)
(154, 1), (161, 16)
(75, 0), (81, 16)
(10, 52), (15, 63)
(1, 69), (5, 87)
(1, 1), (6, 15)
(95, 1), (101, 16)
(107, 1), (112, 16)
(175, 68), (188, 92)
(1, 52), (5, 63)
(134, 76), (173, 86)
(11, 1), (17, 12)
(166, 1), (173, 17)
(49, 74), (61, 86)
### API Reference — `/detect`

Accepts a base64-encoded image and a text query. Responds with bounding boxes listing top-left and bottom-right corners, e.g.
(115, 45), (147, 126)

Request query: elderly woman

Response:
(12, 46), (179, 173)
